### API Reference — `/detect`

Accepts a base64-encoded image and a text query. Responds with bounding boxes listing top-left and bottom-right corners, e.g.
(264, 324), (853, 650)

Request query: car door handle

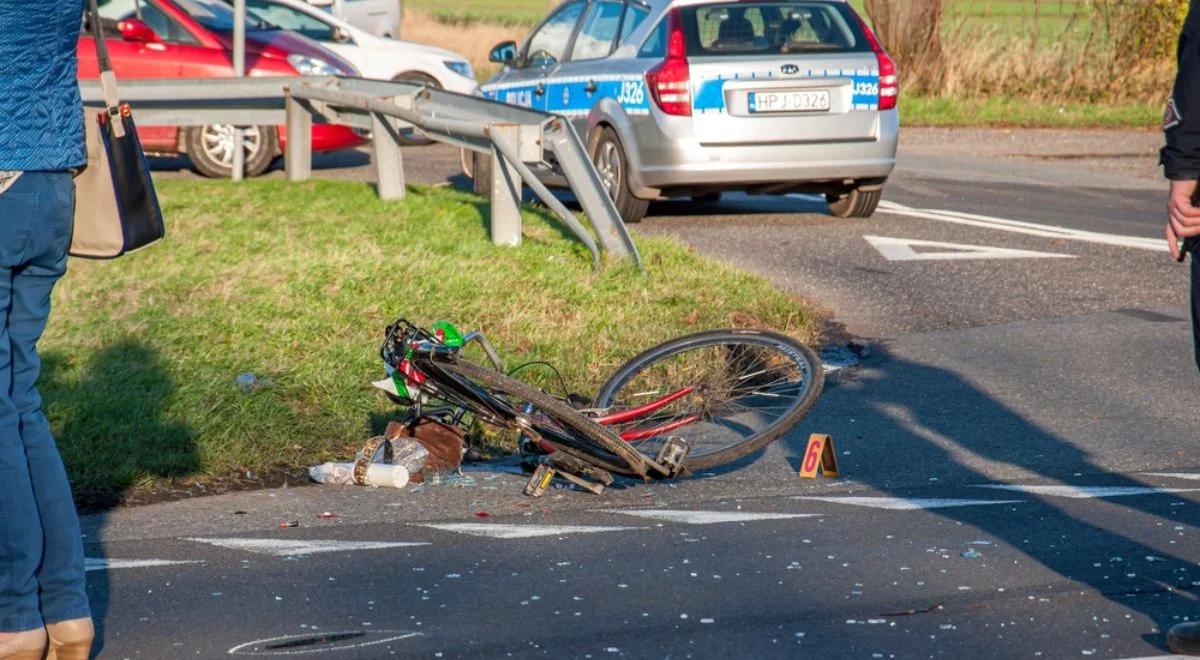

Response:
(584, 79), (597, 94)
(534, 83), (546, 96)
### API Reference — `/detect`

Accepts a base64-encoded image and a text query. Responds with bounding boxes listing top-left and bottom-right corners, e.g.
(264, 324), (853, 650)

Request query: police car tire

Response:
(593, 128), (648, 224)
(391, 72), (441, 146)
(470, 149), (492, 196)
(827, 188), (881, 218)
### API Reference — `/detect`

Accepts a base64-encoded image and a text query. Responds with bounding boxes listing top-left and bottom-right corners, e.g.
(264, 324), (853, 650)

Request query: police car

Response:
(475, 0), (898, 223)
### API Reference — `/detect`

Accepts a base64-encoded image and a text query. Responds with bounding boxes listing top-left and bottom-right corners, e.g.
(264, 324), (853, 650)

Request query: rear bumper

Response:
(278, 124), (366, 154)
(630, 110), (898, 193)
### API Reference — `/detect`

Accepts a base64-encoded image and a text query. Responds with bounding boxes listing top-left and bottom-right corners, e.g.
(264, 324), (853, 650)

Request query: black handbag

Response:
(70, 0), (165, 259)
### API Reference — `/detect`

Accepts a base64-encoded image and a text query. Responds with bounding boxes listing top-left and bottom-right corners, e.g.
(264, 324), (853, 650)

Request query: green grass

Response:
(900, 95), (1159, 128)
(41, 179), (816, 505)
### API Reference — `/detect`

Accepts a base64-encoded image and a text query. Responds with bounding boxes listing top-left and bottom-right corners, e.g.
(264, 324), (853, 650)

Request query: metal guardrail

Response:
(79, 76), (641, 268)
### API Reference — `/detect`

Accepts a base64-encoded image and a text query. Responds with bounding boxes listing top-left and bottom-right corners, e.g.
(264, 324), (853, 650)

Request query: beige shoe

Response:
(44, 618), (93, 660)
(0, 628), (47, 660)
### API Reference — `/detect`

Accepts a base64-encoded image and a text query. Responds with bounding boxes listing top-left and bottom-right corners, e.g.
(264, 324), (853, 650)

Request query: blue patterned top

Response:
(0, 0), (86, 171)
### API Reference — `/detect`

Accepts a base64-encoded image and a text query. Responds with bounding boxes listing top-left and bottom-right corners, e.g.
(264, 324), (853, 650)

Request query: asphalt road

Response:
(89, 129), (1200, 659)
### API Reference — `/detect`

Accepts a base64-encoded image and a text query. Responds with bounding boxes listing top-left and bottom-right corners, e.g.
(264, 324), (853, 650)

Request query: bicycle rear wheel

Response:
(592, 329), (824, 471)
(436, 359), (649, 478)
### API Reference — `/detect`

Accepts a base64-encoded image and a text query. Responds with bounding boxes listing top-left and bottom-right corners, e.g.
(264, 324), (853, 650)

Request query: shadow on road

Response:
(782, 344), (1200, 650)
(41, 341), (198, 657)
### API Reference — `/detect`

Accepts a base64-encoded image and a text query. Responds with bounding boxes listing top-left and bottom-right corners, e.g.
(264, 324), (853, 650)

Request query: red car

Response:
(79, 0), (365, 177)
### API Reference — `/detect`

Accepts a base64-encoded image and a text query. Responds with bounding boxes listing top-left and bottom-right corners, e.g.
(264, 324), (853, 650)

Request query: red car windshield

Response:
(97, 0), (276, 33)
(174, 0), (277, 31)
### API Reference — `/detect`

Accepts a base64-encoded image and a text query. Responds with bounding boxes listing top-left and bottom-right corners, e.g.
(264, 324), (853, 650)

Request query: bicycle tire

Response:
(592, 329), (824, 471)
(438, 359), (649, 478)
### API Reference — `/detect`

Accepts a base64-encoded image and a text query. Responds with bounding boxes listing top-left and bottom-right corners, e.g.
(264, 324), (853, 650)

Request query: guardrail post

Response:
(284, 91), (312, 182)
(371, 109), (406, 201)
(488, 123), (522, 247)
(542, 119), (641, 267)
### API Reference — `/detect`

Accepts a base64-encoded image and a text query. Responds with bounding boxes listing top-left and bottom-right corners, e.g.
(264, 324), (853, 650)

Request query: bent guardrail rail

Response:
(79, 76), (642, 269)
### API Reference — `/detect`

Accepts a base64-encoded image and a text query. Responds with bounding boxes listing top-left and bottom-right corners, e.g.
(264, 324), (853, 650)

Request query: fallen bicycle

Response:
(373, 318), (825, 495)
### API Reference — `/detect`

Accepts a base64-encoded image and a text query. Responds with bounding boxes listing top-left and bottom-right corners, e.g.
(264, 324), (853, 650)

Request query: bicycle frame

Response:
(383, 319), (704, 458)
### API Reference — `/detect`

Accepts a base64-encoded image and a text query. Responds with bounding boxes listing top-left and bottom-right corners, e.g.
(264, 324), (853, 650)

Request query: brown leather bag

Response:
(384, 418), (465, 475)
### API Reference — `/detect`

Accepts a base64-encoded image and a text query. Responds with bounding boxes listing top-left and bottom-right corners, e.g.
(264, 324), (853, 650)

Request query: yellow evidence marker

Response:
(798, 433), (840, 479)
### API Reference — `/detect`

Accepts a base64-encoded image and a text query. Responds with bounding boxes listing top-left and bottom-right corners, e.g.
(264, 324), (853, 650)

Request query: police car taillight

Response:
(854, 13), (898, 111)
(645, 9), (691, 117)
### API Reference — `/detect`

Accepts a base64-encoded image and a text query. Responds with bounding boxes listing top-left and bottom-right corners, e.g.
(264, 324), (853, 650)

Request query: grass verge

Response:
(900, 95), (1159, 129)
(43, 179), (816, 506)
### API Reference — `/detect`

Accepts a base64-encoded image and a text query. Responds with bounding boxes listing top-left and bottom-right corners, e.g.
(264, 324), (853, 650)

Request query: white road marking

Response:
(228, 631), (421, 656)
(182, 538), (428, 557)
(416, 523), (643, 539)
(877, 200), (1166, 252)
(604, 510), (819, 525)
(973, 485), (1200, 499)
(1145, 473), (1200, 481)
(791, 496), (1024, 510)
(864, 234), (1074, 262)
(84, 557), (203, 572)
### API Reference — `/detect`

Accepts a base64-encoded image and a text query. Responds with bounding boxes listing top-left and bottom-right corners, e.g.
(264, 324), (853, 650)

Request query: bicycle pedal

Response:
(546, 452), (614, 487)
(555, 469), (605, 495)
(523, 463), (556, 497)
(655, 435), (692, 478)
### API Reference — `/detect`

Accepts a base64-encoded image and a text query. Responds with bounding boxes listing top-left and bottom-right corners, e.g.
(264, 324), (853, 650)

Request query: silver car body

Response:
(479, 0), (897, 199)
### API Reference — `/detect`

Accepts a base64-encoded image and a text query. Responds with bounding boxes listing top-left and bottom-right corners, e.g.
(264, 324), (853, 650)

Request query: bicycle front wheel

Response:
(592, 329), (824, 471)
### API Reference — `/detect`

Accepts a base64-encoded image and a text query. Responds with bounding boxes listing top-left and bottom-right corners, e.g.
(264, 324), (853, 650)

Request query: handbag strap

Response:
(85, 0), (126, 136)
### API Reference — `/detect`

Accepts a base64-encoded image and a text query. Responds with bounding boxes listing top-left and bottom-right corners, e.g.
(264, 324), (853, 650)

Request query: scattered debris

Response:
(962, 549), (983, 559)
(318, 512), (337, 520)
(473, 512), (491, 518)
(279, 520), (299, 528)
(882, 602), (944, 617)
(234, 372), (260, 393)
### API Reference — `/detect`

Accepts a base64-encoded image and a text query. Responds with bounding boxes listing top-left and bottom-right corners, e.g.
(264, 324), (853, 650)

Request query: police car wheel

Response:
(591, 128), (648, 224)
(826, 187), (881, 218)
(470, 149), (491, 196)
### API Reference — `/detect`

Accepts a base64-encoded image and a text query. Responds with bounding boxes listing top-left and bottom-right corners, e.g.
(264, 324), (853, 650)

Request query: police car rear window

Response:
(683, 2), (869, 55)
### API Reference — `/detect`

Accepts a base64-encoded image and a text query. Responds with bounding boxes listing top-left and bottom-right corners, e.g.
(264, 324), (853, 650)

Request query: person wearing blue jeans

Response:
(0, 1), (96, 659)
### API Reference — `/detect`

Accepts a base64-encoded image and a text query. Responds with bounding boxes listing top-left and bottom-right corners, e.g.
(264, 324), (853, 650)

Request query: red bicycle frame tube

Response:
(591, 385), (702, 442)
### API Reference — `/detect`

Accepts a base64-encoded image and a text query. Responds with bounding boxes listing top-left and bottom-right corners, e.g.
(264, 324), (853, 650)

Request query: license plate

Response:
(748, 90), (831, 113)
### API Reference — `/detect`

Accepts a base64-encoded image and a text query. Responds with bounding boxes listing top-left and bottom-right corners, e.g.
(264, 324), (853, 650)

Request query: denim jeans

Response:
(0, 171), (90, 632)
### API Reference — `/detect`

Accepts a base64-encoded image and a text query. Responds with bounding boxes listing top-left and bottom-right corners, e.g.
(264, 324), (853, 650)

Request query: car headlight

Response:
(444, 60), (473, 79)
(288, 54), (338, 76)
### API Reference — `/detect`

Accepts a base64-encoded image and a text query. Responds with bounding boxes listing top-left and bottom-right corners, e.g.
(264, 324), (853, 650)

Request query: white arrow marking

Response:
(972, 485), (1200, 499)
(1145, 473), (1200, 481)
(791, 496), (1023, 510)
(417, 523), (643, 539)
(877, 201), (1166, 252)
(182, 538), (428, 557)
(864, 235), (1074, 262)
(604, 510), (819, 525)
(84, 558), (203, 572)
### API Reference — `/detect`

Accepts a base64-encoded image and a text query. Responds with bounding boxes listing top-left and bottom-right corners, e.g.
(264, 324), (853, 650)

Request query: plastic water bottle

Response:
(308, 462), (356, 485)
(389, 438), (429, 474)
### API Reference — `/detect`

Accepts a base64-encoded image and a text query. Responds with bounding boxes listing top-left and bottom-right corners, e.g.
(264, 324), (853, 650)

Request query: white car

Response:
(305, 0), (401, 38)
(241, 0), (475, 93)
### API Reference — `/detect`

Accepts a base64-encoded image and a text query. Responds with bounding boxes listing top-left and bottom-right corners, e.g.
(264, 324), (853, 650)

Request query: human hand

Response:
(1168, 178), (1200, 261)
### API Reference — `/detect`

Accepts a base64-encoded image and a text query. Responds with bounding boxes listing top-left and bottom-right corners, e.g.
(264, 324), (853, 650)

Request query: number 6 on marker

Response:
(799, 434), (839, 479)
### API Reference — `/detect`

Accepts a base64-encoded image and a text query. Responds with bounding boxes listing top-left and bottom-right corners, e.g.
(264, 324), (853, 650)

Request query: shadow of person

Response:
(785, 343), (1200, 651)
(39, 340), (198, 659)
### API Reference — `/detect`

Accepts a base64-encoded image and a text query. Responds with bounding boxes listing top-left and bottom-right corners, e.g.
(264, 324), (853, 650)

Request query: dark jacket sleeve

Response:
(1164, 3), (1200, 180)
